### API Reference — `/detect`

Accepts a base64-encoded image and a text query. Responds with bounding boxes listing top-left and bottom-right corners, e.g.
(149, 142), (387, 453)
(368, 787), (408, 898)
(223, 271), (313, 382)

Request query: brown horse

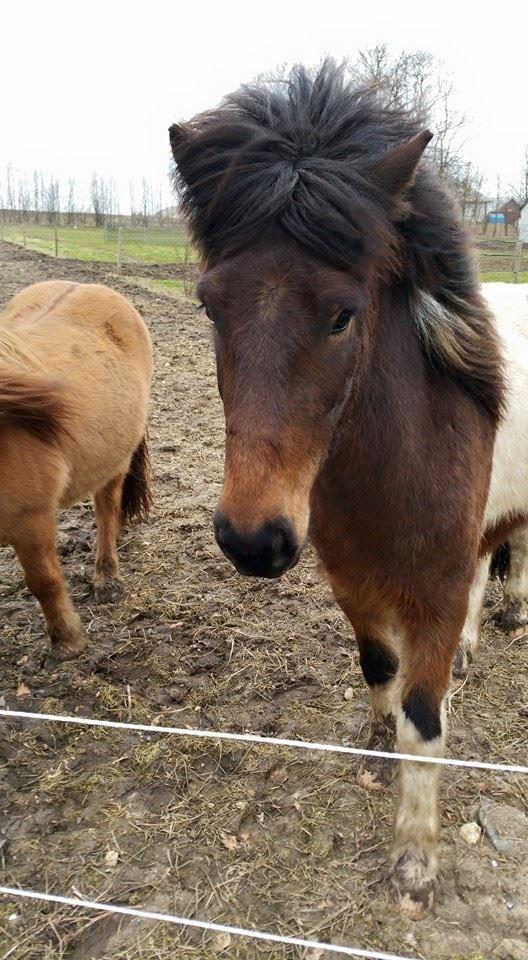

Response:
(169, 61), (523, 916)
(0, 281), (152, 659)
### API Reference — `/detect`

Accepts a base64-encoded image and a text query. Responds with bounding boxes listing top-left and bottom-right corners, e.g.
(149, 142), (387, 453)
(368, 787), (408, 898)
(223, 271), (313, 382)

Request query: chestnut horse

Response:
(170, 62), (527, 915)
(0, 281), (152, 659)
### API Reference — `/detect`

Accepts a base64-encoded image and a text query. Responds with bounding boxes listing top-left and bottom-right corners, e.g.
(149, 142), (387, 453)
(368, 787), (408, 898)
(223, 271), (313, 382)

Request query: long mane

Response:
(171, 59), (504, 422)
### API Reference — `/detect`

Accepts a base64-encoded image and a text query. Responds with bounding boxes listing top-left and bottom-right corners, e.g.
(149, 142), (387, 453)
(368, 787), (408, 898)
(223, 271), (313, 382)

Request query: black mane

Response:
(171, 60), (425, 270)
(170, 60), (503, 422)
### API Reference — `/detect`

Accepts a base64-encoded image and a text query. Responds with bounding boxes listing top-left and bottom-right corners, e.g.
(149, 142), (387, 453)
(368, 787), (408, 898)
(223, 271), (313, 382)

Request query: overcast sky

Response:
(2, 0), (527, 210)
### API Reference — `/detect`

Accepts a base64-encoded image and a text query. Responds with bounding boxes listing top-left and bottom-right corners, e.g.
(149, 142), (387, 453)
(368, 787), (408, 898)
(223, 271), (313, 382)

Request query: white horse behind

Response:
(459, 282), (528, 673)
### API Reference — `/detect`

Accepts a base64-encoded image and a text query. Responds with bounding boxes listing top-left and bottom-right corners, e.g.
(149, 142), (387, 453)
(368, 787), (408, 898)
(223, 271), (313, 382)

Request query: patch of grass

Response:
(133, 740), (165, 769)
(125, 275), (197, 301)
(481, 271), (528, 283)
(1, 223), (197, 265)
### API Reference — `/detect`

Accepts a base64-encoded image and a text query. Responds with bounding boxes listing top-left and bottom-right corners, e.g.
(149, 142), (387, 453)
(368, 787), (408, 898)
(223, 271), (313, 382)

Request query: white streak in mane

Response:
(411, 289), (480, 373)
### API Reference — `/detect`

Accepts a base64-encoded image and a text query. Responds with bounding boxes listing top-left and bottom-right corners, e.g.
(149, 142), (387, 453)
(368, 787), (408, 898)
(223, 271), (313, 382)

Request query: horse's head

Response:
(170, 62), (431, 578)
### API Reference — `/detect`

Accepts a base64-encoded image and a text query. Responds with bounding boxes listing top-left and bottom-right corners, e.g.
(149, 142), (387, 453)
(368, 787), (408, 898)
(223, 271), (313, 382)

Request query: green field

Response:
(126, 275), (197, 300)
(1, 222), (526, 283)
(0, 222), (195, 265)
(480, 270), (528, 283)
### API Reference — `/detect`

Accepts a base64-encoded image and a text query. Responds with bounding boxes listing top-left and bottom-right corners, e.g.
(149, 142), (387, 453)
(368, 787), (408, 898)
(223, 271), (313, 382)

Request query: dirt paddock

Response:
(0, 242), (527, 960)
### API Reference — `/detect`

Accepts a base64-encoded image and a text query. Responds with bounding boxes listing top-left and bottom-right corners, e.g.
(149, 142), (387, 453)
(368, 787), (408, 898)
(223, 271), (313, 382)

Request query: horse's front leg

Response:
(501, 523), (528, 635)
(453, 555), (490, 678)
(355, 626), (400, 784)
(12, 511), (86, 659)
(391, 612), (462, 918)
(331, 585), (400, 783)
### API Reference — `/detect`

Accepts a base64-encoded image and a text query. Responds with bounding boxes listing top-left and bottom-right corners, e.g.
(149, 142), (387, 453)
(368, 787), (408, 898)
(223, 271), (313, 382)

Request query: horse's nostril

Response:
(213, 514), (299, 578)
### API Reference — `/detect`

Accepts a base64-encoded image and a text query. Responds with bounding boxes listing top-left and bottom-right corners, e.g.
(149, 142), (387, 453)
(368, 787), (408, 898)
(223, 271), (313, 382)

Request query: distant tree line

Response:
(2, 47), (527, 228)
(0, 165), (175, 226)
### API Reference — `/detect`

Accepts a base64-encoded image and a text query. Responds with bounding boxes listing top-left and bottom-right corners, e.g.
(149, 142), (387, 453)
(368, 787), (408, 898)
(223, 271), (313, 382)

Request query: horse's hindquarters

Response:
(483, 289), (528, 538)
(4, 283), (153, 505)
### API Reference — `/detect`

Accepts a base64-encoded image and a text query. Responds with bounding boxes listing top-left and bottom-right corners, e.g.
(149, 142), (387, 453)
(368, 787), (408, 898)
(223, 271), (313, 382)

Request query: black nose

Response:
(214, 514), (299, 578)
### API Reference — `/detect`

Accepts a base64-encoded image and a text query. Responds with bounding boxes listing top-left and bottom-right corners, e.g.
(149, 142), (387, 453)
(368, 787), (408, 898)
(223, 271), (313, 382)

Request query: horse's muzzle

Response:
(214, 513), (299, 578)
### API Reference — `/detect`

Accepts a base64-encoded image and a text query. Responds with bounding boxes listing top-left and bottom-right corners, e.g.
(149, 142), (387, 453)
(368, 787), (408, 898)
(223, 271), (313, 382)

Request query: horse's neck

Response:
(339, 285), (425, 458)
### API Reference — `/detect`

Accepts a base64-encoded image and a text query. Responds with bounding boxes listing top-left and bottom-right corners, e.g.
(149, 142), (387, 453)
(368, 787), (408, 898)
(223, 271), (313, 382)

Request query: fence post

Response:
(514, 238), (522, 283)
(54, 226), (59, 258)
(0, 222), (3, 241)
(23, 232), (26, 248)
(116, 226), (123, 272)
(104, 220), (108, 242)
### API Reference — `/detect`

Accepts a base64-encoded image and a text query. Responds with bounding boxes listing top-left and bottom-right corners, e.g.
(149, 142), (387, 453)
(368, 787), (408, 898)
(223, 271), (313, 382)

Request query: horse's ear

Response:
(169, 123), (190, 164)
(373, 130), (433, 195)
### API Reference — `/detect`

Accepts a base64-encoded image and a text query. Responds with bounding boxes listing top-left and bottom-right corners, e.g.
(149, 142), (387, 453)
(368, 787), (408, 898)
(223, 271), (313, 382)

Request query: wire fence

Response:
(0, 221), (193, 269)
(1, 221), (527, 285)
(477, 236), (528, 282)
(1, 706), (527, 959)
(2, 708), (527, 773)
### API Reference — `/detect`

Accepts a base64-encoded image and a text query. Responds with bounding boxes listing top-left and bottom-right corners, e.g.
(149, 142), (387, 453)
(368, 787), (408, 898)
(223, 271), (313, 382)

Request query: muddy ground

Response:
(0, 242), (527, 960)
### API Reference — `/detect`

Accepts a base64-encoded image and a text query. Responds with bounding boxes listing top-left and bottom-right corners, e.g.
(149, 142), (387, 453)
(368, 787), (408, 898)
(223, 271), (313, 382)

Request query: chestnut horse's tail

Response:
(121, 436), (152, 524)
(0, 374), (68, 443)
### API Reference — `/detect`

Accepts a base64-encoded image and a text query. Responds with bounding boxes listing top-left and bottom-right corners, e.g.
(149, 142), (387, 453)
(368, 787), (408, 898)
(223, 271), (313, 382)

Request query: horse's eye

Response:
(331, 310), (354, 336)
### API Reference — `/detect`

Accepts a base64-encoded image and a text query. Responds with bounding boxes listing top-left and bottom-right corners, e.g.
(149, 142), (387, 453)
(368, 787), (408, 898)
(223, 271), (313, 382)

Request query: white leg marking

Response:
(459, 555), (490, 661)
(504, 523), (528, 601)
(502, 523), (528, 631)
(391, 704), (446, 916)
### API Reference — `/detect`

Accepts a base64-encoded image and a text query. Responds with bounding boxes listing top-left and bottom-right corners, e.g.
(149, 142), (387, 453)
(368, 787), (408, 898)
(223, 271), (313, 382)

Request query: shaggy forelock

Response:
(170, 60), (423, 269)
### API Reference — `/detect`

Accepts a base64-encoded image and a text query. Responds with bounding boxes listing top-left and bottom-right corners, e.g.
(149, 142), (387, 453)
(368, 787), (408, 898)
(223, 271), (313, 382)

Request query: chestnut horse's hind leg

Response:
(453, 555), (490, 678)
(501, 523), (528, 635)
(13, 511), (86, 659)
(93, 473), (126, 604)
(391, 615), (462, 918)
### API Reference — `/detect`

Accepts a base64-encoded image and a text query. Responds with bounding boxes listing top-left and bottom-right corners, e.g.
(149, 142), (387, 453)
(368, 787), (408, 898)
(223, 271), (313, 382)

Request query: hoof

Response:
(452, 645), (469, 681)
(48, 632), (86, 662)
(389, 851), (436, 920)
(93, 578), (124, 604)
(500, 598), (528, 634)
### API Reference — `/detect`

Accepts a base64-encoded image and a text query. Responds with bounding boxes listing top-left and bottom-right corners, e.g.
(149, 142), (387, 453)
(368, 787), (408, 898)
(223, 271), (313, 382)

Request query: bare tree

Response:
(521, 146), (528, 204)
(141, 178), (154, 226)
(39, 175), (60, 223)
(510, 145), (528, 205)
(254, 48), (483, 209)
(33, 170), (41, 223)
(5, 165), (16, 221)
(64, 178), (76, 224)
(346, 45), (467, 180)
(90, 174), (112, 226)
(17, 176), (32, 221)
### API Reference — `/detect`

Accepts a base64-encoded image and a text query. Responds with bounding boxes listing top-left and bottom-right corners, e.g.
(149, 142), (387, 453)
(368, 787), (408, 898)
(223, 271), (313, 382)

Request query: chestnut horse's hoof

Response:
(93, 578), (124, 604)
(389, 851), (436, 919)
(48, 630), (86, 662)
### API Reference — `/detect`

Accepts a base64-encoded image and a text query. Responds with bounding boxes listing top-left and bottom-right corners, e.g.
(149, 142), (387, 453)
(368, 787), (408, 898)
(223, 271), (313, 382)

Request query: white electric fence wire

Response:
(0, 885), (415, 960)
(1, 708), (527, 774)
